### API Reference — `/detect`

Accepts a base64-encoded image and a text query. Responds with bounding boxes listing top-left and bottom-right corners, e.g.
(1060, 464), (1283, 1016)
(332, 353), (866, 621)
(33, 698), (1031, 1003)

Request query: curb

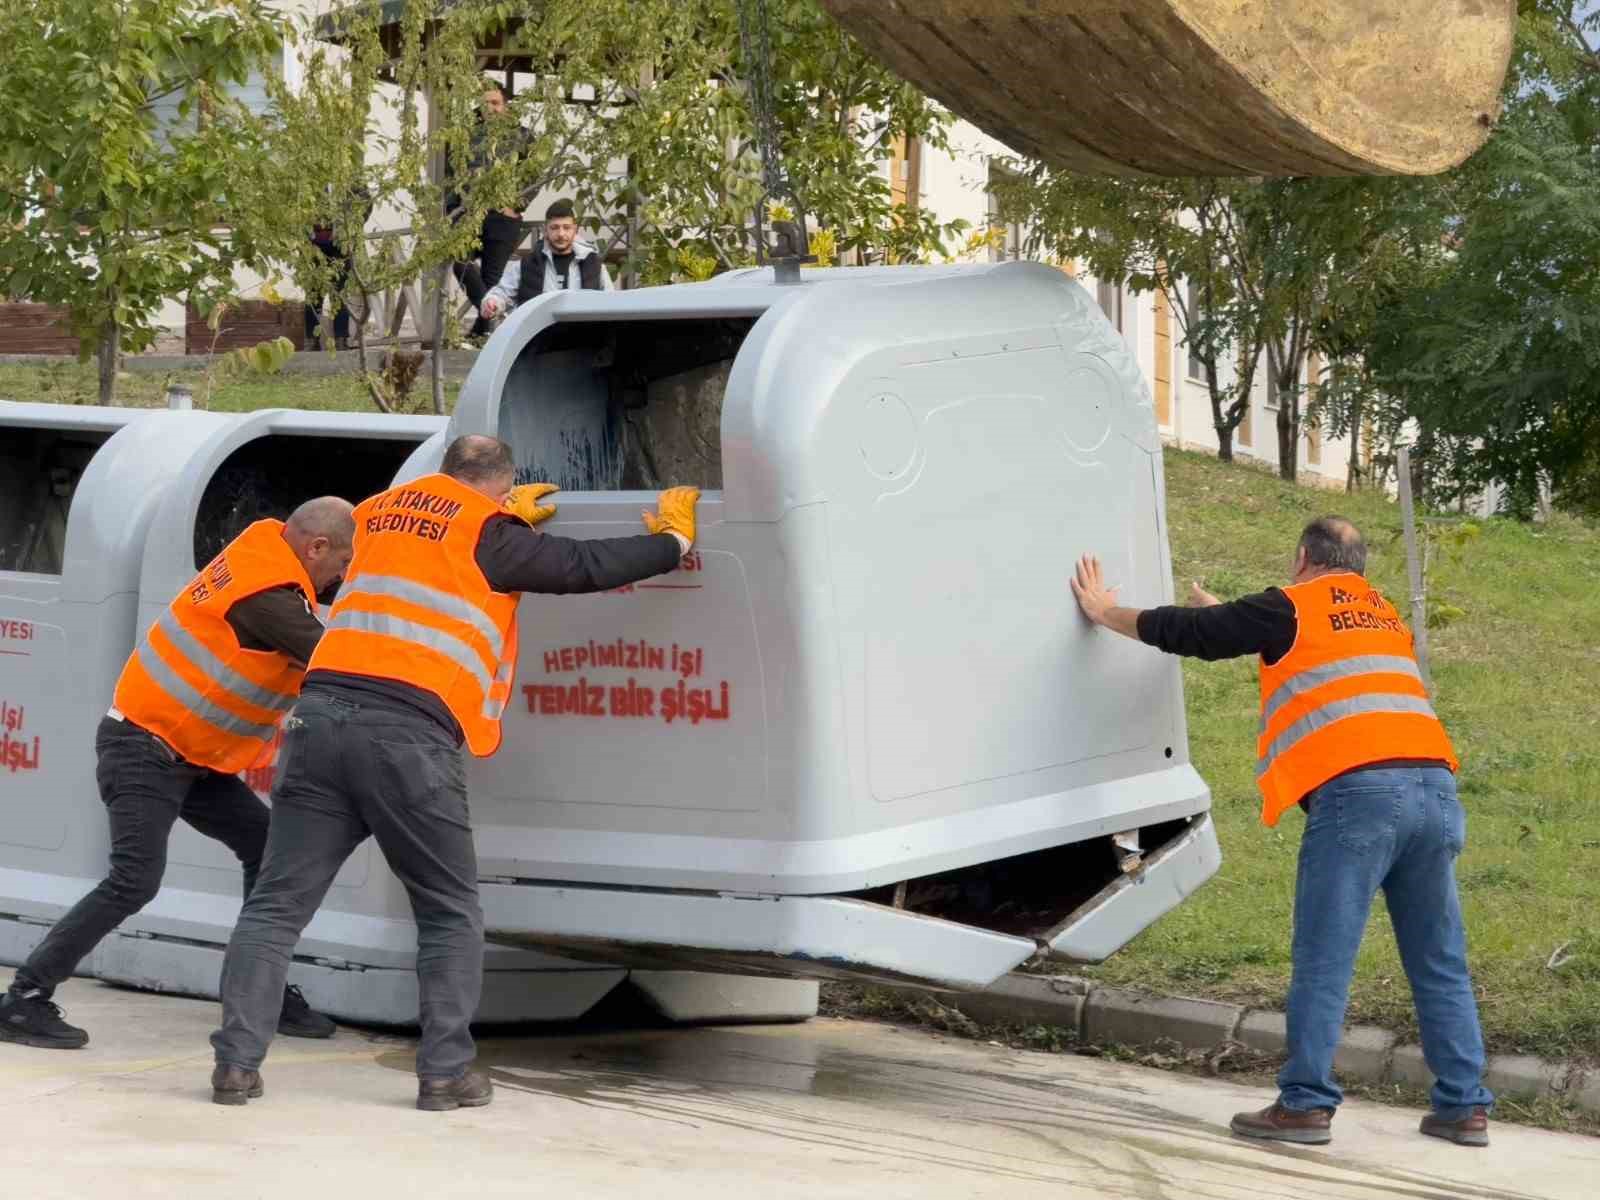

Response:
(938, 972), (1595, 1115)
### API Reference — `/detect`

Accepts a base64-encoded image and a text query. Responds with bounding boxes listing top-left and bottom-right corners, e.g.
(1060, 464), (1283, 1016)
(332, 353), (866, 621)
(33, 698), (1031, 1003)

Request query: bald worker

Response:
(1071, 517), (1492, 1148)
(0, 498), (357, 1050)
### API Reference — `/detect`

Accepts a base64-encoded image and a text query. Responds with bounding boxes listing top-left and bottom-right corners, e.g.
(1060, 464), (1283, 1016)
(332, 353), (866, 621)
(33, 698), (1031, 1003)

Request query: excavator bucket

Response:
(817, 0), (1516, 176)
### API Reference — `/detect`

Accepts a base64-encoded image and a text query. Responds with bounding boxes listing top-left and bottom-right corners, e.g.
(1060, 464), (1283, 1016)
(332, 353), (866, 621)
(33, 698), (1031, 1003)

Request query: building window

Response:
(1264, 370), (1279, 411)
(1096, 279), (1123, 332)
(1186, 282), (1205, 380)
(1002, 220), (1025, 261)
(1305, 353), (1323, 466)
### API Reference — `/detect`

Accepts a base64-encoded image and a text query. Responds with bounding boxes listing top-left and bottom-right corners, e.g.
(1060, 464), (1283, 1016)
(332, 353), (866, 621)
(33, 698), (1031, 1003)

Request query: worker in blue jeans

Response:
(1070, 516), (1493, 1148)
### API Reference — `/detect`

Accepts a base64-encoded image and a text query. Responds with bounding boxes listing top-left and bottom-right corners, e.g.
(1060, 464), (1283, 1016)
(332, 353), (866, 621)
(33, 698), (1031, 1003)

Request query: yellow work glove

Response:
(505, 482), (559, 527)
(641, 485), (700, 546)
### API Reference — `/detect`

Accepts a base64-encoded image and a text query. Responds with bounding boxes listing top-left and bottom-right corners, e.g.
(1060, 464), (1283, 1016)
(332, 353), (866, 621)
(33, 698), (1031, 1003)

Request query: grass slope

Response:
(1089, 449), (1600, 1061)
(0, 359), (453, 413)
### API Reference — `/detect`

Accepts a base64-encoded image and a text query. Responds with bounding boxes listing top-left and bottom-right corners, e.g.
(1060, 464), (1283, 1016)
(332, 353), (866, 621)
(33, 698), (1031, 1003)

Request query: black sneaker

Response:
(0, 988), (89, 1049)
(277, 984), (336, 1039)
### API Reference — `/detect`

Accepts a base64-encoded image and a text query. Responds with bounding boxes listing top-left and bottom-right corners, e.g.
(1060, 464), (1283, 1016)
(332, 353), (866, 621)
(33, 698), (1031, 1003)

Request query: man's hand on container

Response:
(642, 486), (700, 556)
(480, 295), (504, 320)
(1070, 554), (1120, 626)
(1071, 553), (1143, 641)
(505, 482), (559, 527)
(1189, 580), (1222, 607)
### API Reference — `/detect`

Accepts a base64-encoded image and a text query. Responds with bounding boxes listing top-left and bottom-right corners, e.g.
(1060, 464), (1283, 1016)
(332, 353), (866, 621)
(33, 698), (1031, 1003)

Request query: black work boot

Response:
(211, 1063), (264, 1106)
(417, 1067), (493, 1112)
(0, 988), (89, 1049)
(277, 984), (336, 1039)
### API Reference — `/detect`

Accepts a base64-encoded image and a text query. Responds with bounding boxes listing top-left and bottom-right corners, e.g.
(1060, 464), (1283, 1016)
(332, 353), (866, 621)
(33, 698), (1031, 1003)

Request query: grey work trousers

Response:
(210, 686), (483, 1079)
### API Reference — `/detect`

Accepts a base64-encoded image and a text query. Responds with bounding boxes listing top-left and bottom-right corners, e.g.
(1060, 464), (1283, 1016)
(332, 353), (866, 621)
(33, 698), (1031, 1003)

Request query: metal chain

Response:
(738, 0), (811, 270)
(738, 0), (789, 207)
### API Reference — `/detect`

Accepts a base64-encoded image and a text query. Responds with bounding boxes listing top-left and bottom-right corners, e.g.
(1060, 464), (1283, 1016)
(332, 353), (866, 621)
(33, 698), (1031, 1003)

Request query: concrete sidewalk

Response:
(1, 978), (1593, 1200)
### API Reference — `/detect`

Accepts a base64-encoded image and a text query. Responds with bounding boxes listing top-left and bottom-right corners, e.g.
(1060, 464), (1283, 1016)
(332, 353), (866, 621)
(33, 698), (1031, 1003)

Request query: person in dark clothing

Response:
(1, 498), (356, 1051)
(1071, 517), (1492, 1149)
(209, 436), (699, 1111)
(304, 231), (352, 351)
(303, 186), (373, 352)
(479, 197), (613, 323)
(448, 83), (528, 340)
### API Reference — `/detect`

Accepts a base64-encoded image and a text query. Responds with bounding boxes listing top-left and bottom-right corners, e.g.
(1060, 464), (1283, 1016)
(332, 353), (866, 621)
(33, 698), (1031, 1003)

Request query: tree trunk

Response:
(96, 317), (119, 406)
(1274, 353), (1300, 482)
(1409, 426), (1433, 509)
(1346, 391), (1365, 494)
(1205, 362), (1235, 462)
(430, 262), (448, 415)
(1216, 424), (1234, 463)
(1277, 400), (1297, 481)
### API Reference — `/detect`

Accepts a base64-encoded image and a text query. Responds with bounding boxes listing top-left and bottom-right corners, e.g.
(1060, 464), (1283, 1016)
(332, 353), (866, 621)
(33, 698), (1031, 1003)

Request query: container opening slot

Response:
(194, 434), (424, 568)
(498, 317), (756, 492)
(0, 427), (112, 575)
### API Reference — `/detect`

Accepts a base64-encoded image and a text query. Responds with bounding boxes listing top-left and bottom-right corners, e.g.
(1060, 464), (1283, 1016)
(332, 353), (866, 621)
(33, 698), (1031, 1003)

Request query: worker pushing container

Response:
(0, 402), (690, 1024)
(437, 260), (1220, 989)
(2, 260), (1219, 1017)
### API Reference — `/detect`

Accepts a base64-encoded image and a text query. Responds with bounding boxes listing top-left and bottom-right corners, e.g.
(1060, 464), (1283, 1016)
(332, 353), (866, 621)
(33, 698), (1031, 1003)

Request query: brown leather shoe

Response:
(1230, 1102), (1333, 1144)
(1420, 1106), (1490, 1147)
(211, 1063), (264, 1106)
(417, 1067), (493, 1112)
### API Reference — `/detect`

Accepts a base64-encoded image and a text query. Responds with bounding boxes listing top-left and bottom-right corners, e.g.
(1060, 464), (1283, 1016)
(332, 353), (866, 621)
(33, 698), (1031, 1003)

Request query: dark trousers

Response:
(12, 716), (270, 997)
(211, 688), (482, 1080)
(452, 210), (523, 336)
(304, 239), (352, 344)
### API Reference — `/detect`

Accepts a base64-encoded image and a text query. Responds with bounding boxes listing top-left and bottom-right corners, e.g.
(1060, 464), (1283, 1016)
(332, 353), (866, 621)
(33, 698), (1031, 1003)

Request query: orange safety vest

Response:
(113, 520), (317, 774)
(309, 473), (519, 757)
(1256, 572), (1457, 826)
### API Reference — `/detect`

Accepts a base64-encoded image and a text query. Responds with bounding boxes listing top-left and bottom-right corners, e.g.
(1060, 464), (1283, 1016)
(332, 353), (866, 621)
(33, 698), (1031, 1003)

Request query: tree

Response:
(988, 171), (1273, 463)
(992, 156), (1460, 485)
(1360, 4), (1600, 508)
(1238, 175), (1448, 484)
(0, 0), (288, 404)
(254, 0), (964, 413)
(251, 0), (588, 413)
(536, 0), (966, 282)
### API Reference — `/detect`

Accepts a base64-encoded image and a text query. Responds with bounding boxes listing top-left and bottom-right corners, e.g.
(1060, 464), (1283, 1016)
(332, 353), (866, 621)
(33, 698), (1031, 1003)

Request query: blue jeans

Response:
(1278, 765), (1493, 1120)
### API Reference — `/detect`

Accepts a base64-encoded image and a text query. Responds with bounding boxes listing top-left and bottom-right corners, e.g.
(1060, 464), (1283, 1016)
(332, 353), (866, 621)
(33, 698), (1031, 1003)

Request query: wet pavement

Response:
(2, 977), (1593, 1199)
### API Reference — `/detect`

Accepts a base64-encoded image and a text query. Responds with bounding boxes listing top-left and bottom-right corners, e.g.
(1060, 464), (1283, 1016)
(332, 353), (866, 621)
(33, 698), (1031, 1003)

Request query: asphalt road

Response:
(2, 977), (1593, 1199)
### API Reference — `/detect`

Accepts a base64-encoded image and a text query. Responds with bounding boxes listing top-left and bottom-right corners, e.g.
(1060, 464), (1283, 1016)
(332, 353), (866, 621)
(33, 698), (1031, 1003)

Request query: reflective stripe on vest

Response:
(1254, 572), (1457, 826)
(326, 608), (496, 697)
(156, 609), (299, 715)
(335, 572), (505, 662)
(1257, 692), (1441, 777)
(483, 661), (514, 720)
(131, 643), (281, 743)
(309, 474), (520, 757)
(1258, 653), (1424, 732)
(112, 519), (316, 772)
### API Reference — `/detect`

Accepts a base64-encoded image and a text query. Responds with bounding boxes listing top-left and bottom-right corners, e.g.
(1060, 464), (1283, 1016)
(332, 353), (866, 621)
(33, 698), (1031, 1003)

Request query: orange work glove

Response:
(505, 482), (559, 527)
(641, 485), (700, 546)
